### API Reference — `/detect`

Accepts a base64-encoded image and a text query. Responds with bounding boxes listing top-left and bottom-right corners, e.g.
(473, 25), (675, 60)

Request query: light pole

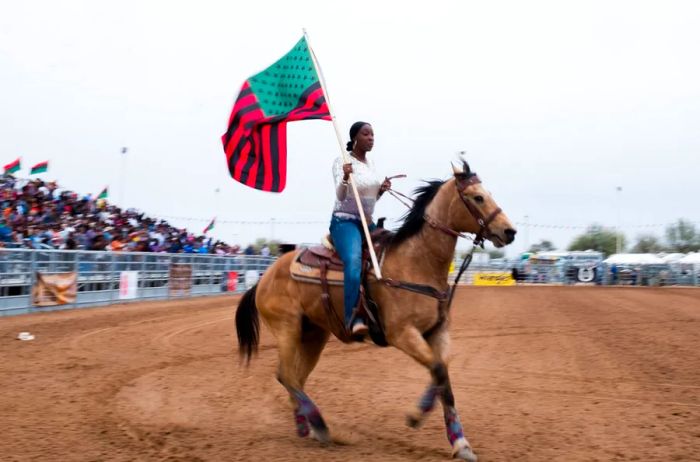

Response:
(523, 215), (529, 253)
(616, 186), (623, 254)
(119, 147), (128, 207)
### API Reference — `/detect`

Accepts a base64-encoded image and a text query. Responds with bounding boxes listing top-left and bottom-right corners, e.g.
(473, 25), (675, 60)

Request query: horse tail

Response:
(235, 284), (259, 364)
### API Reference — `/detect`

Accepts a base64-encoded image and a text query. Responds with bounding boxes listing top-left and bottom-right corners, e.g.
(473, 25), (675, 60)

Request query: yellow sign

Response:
(473, 272), (515, 286)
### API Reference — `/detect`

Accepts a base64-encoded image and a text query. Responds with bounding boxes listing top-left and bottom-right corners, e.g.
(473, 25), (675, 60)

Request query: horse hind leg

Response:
(273, 317), (331, 444)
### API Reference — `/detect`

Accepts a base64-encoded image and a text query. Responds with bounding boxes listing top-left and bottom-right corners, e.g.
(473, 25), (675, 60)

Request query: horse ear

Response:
(451, 162), (464, 176)
(462, 160), (471, 175)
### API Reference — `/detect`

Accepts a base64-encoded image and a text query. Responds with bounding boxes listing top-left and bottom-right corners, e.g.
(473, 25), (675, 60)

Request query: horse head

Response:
(451, 158), (516, 248)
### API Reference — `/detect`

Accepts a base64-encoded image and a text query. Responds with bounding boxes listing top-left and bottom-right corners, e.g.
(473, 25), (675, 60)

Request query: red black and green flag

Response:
(202, 217), (215, 234)
(4, 158), (20, 175)
(30, 161), (49, 175)
(221, 37), (331, 192)
(97, 187), (108, 200)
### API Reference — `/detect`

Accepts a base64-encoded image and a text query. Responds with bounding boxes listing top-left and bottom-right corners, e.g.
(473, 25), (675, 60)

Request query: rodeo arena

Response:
(3, 7), (700, 462)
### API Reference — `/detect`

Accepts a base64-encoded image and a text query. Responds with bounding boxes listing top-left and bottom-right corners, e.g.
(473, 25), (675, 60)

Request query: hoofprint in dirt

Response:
(1, 287), (698, 461)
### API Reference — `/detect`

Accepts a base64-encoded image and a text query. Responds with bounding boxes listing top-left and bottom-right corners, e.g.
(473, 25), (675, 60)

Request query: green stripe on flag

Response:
(247, 37), (319, 117)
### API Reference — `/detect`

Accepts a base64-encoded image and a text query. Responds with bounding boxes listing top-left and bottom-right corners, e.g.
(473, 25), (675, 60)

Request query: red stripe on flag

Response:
(277, 123), (288, 192)
(261, 124), (273, 192)
(245, 128), (261, 189)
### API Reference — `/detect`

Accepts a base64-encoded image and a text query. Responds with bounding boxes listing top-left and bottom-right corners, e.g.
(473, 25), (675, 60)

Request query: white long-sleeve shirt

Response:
(332, 155), (382, 220)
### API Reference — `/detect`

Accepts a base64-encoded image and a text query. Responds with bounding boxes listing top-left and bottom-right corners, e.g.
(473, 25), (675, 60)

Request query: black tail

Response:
(235, 284), (259, 364)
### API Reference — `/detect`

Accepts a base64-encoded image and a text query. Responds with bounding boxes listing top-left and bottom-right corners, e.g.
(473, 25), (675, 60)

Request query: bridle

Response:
(385, 173), (503, 246)
(378, 172), (504, 321)
(452, 173), (502, 246)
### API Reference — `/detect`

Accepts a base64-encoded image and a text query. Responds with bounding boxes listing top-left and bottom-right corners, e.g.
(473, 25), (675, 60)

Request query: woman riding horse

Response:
(236, 155), (516, 461)
(330, 121), (391, 336)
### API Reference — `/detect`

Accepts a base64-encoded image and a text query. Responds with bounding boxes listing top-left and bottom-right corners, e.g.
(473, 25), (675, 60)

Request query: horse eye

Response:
(474, 195), (484, 204)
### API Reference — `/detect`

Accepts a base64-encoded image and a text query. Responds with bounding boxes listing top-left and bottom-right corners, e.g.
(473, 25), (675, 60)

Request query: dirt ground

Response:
(1, 287), (699, 462)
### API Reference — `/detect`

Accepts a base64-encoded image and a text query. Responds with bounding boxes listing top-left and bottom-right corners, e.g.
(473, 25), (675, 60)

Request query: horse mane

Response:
(391, 179), (445, 247)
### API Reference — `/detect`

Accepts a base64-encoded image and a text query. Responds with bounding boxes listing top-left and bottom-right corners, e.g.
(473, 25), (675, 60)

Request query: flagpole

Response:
(303, 29), (383, 280)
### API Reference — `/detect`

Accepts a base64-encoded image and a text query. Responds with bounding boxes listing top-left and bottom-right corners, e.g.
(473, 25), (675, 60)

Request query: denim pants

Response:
(329, 215), (375, 326)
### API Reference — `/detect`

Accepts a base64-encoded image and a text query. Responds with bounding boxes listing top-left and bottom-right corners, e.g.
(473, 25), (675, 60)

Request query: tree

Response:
(488, 249), (505, 259)
(528, 239), (555, 253)
(631, 234), (665, 253)
(665, 219), (700, 253)
(567, 224), (625, 256)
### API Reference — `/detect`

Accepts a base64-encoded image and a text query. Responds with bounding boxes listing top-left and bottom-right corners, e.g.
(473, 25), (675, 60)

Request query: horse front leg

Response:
(406, 382), (440, 428)
(405, 326), (447, 429)
(391, 327), (477, 461)
(433, 362), (477, 461)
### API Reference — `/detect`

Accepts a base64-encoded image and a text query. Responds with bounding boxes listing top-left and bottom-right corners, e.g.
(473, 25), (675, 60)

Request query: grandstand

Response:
(0, 174), (239, 255)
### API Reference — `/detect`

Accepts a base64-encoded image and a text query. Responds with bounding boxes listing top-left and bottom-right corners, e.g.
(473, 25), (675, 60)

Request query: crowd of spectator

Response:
(0, 175), (243, 255)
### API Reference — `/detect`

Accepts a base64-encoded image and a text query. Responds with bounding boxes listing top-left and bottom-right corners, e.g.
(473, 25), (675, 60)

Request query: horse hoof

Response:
(309, 427), (331, 445)
(453, 446), (478, 462)
(406, 413), (423, 429)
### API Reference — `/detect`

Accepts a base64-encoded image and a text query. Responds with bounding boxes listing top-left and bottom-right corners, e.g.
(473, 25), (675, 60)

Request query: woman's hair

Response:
(346, 121), (370, 151)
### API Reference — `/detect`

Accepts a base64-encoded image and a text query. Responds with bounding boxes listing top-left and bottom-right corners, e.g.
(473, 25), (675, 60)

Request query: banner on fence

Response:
(473, 272), (515, 286)
(169, 264), (192, 296)
(32, 272), (77, 306)
(119, 271), (138, 299)
(226, 271), (238, 292)
(245, 270), (259, 289)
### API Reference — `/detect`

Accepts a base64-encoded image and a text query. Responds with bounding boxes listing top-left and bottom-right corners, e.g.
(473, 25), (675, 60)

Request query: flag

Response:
(30, 161), (49, 175)
(221, 37), (331, 193)
(97, 187), (108, 200)
(203, 217), (215, 234)
(4, 158), (20, 175)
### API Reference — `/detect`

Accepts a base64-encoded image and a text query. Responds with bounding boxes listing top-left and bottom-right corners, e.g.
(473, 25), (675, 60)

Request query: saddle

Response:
(290, 227), (394, 283)
(289, 226), (395, 345)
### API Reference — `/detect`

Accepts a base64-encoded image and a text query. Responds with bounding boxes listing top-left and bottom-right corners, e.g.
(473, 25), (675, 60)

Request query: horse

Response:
(235, 159), (516, 461)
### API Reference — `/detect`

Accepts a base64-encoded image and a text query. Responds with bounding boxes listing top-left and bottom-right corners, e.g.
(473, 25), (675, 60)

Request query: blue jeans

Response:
(329, 215), (375, 327)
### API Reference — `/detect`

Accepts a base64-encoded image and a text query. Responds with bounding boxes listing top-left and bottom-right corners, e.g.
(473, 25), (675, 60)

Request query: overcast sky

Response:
(1, 0), (698, 256)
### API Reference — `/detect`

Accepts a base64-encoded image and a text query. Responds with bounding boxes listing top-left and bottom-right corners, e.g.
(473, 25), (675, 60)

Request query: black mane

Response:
(391, 180), (445, 246)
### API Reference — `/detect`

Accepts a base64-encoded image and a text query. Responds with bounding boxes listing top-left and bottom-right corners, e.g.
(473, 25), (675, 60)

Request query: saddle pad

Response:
(290, 250), (344, 286)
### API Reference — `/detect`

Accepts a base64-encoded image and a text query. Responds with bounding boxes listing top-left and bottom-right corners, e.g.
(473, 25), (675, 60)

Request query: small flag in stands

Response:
(30, 161), (49, 175)
(203, 217), (216, 234)
(4, 158), (21, 175)
(97, 187), (108, 200)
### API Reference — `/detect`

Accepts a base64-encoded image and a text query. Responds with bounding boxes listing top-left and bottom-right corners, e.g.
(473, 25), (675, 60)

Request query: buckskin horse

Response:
(235, 160), (516, 461)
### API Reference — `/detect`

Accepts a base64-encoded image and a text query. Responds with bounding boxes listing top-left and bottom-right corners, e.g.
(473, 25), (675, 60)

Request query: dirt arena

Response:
(1, 287), (699, 462)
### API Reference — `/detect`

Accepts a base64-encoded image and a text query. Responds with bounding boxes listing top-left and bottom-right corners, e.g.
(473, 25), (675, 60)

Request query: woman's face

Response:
(355, 124), (374, 152)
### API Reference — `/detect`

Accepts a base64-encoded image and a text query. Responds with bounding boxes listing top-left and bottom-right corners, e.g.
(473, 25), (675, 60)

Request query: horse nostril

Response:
(504, 228), (517, 243)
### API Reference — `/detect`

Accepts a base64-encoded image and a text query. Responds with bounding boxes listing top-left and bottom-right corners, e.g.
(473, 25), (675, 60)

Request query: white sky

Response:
(1, 0), (698, 256)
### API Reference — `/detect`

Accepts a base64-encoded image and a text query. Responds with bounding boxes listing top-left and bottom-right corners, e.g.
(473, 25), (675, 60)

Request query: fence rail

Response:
(3, 248), (698, 317)
(0, 248), (276, 317)
(453, 261), (700, 287)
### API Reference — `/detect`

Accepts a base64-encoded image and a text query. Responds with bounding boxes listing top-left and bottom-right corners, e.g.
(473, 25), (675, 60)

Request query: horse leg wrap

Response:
(292, 389), (328, 435)
(294, 408), (310, 437)
(444, 406), (466, 447)
(407, 384), (442, 428)
(419, 384), (441, 414)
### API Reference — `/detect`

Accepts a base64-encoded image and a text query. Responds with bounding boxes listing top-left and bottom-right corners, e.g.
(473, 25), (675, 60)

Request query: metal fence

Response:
(0, 248), (276, 317)
(454, 260), (700, 287)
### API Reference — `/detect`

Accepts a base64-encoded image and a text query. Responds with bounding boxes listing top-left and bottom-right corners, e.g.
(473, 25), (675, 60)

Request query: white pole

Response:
(303, 29), (383, 279)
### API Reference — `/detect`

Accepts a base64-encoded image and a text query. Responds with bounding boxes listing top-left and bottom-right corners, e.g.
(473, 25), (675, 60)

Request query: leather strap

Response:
(380, 277), (449, 301)
(320, 260), (348, 339)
